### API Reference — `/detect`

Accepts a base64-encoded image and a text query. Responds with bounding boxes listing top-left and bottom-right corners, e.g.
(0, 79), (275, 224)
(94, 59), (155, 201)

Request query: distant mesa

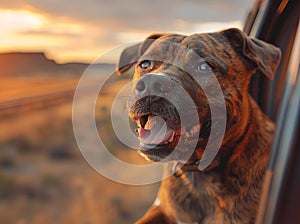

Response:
(0, 52), (114, 77)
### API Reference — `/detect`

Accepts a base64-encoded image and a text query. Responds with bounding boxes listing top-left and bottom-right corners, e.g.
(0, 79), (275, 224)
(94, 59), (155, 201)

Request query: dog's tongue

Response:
(138, 115), (173, 145)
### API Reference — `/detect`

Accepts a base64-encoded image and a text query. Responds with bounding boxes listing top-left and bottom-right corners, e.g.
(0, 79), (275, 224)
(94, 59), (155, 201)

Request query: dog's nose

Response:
(135, 74), (172, 98)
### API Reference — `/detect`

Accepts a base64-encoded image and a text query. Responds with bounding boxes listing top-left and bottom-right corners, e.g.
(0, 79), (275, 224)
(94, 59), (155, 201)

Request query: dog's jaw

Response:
(130, 107), (218, 162)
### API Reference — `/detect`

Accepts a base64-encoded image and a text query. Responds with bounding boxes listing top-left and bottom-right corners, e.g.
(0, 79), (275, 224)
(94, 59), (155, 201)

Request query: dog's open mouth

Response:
(136, 114), (213, 144)
(133, 112), (213, 161)
(137, 114), (179, 145)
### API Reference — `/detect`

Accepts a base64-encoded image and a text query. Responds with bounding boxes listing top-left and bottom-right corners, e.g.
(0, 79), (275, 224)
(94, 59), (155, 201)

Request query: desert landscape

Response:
(0, 1), (254, 223)
(0, 52), (159, 224)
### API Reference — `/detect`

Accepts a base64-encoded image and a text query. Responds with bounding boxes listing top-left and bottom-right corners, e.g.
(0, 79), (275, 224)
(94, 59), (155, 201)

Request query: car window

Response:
(256, 20), (300, 224)
(245, 0), (300, 121)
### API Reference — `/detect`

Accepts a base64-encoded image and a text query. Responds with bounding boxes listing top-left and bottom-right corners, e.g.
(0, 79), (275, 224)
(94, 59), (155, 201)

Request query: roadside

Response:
(0, 77), (158, 224)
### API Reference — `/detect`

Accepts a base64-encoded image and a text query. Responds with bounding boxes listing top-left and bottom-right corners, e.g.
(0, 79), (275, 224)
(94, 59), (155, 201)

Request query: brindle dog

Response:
(116, 28), (281, 224)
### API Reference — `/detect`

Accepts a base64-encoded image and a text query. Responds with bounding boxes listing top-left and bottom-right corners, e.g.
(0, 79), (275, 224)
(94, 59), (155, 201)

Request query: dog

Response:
(116, 28), (281, 224)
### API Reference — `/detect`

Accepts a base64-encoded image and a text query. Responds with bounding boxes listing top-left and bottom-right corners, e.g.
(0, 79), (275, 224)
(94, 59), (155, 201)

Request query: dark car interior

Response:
(244, 0), (300, 223)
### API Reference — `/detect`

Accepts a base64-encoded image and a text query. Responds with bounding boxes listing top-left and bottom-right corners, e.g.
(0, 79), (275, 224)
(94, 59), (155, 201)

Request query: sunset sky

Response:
(0, 0), (254, 63)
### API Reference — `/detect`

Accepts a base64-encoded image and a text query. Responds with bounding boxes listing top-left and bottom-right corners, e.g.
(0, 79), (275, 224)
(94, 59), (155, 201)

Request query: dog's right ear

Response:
(116, 34), (163, 76)
(220, 28), (281, 80)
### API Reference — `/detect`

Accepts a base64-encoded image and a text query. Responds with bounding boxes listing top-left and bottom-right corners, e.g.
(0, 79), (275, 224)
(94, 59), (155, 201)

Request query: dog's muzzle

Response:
(131, 73), (182, 147)
(128, 73), (204, 161)
(135, 73), (172, 98)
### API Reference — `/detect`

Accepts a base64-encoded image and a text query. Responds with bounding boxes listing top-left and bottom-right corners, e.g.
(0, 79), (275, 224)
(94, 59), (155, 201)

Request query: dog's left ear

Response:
(221, 28), (281, 80)
(116, 43), (140, 76)
(116, 34), (164, 76)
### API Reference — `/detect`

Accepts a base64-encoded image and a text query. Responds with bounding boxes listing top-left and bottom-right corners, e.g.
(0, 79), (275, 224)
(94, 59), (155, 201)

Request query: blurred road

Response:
(0, 77), (79, 116)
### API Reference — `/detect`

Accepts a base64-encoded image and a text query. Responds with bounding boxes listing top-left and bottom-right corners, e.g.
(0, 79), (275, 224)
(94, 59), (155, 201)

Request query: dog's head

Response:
(117, 28), (281, 163)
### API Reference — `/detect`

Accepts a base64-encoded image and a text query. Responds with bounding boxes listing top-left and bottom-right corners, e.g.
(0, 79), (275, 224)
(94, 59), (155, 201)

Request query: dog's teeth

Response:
(191, 124), (201, 135)
(185, 124), (201, 138)
(168, 131), (175, 142)
(204, 121), (212, 128)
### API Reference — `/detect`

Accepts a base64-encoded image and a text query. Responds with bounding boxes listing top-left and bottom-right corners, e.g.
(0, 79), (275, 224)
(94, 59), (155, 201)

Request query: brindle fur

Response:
(117, 28), (281, 224)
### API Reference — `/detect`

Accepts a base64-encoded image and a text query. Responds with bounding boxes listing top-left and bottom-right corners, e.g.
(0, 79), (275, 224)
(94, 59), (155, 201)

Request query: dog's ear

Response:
(221, 28), (281, 80)
(116, 34), (164, 76)
(116, 43), (140, 76)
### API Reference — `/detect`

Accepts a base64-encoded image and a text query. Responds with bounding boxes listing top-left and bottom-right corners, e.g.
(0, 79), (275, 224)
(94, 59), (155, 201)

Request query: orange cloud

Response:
(0, 9), (45, 33)
(0, 1), (253, 63)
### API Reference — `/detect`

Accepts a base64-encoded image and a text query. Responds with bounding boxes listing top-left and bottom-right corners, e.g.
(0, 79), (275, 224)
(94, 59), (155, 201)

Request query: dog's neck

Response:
(172, 95), (271, 181)
(172, 155), (222, 178)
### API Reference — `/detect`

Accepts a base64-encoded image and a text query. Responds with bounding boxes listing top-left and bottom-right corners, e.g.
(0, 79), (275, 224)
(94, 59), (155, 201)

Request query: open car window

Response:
(245, 0), (300, 121)
(244, 0), (300, 223)
(257, 21), (300, 224)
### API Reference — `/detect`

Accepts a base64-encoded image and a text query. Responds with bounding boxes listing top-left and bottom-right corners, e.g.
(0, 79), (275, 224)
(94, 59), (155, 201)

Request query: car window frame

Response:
(243, 0), (300, 223)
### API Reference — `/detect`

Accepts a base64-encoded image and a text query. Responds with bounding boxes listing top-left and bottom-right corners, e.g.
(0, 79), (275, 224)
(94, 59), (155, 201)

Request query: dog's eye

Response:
(197, 61), (213, 72)
(139, 60), (151, 70)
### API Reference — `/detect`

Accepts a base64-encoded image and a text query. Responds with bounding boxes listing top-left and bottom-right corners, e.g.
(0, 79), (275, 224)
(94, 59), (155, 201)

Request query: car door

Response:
(244, 0), (300, 223)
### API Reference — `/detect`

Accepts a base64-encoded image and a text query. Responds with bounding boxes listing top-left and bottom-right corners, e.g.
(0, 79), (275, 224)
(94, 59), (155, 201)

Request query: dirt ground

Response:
(0, 77), (159, 224)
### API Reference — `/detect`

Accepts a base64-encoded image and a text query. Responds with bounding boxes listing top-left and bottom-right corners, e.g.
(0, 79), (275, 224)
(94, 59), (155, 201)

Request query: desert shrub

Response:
(0, 156), (15, 168)
(40, 173), (60, 188)
(47, 143), (75, 160)
(0, 171), (15, 198)
(6, 135), (36, 154)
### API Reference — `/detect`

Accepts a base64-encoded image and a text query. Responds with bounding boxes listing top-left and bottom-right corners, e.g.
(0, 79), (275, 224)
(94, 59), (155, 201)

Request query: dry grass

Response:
(0, 76), (159, 224)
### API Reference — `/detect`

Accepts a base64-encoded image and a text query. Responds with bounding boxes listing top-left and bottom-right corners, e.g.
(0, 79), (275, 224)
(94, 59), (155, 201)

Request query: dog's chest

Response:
(160, 167), (261, 224)
(160, 170), (228, 223)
